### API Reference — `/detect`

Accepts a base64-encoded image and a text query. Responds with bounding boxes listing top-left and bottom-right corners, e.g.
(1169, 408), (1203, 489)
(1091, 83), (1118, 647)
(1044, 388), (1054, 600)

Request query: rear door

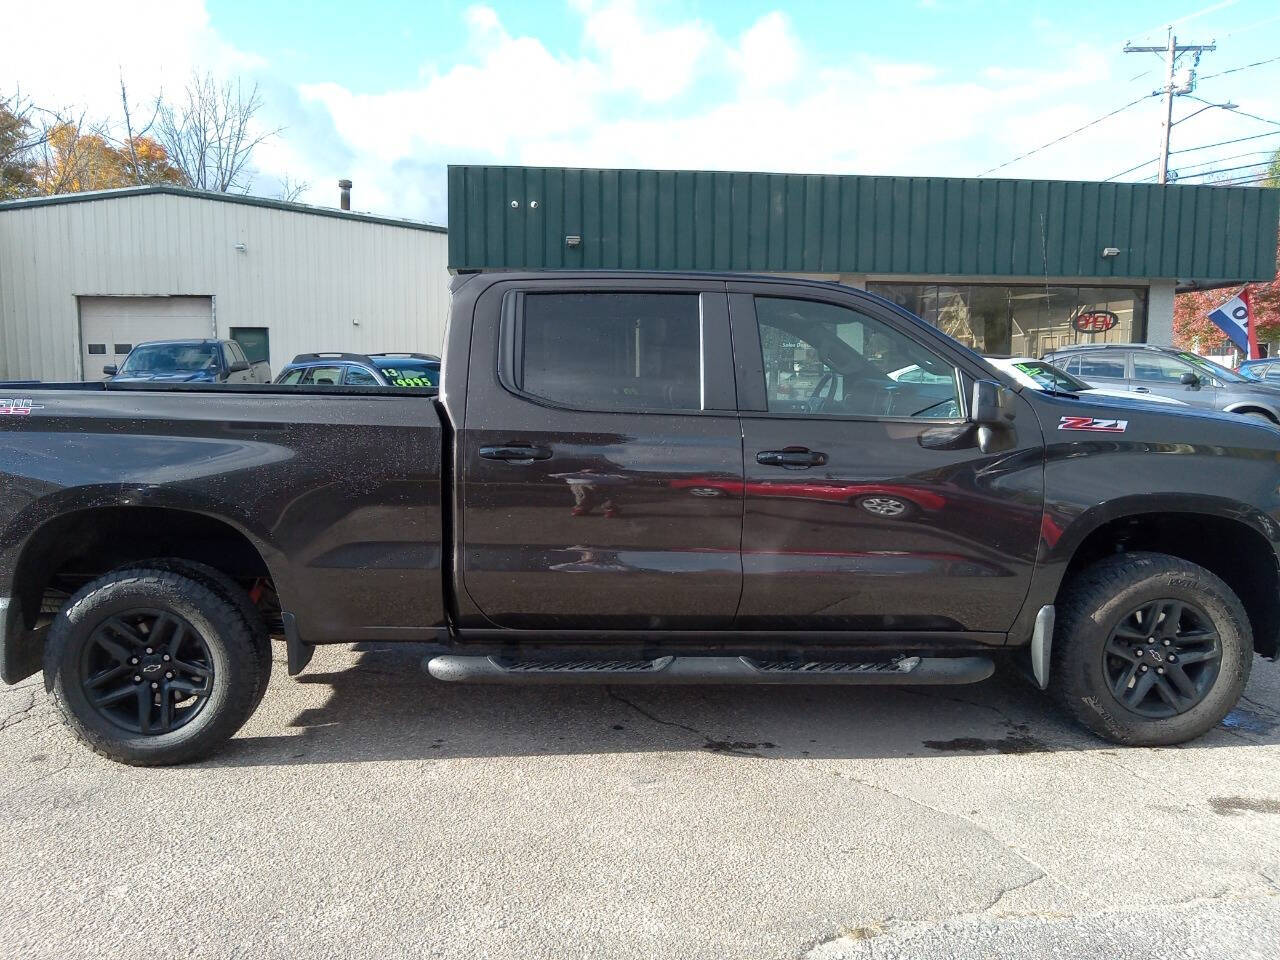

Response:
(1130, 352), (1220, 408)
(728, 283), (1044, 637)
(458, 279), (744, 631)
(1069, 351), (1131, 393)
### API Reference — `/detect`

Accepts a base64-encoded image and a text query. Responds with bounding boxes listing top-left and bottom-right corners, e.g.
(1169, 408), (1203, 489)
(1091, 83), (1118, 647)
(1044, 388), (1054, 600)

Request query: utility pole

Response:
(1125, 26), (1216, 184)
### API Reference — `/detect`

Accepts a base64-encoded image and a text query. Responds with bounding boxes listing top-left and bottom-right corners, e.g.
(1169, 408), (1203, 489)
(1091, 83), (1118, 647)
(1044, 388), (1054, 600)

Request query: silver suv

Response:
(1043, 343), (1280, 424)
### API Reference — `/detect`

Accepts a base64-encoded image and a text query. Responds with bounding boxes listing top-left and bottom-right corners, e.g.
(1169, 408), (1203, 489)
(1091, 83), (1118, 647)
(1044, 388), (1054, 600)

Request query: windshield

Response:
(119, 342), (217, 375)
(1008, 360), (1092, 392)
(1176, 351), (1246, 384)
(372, 357), (440, 388)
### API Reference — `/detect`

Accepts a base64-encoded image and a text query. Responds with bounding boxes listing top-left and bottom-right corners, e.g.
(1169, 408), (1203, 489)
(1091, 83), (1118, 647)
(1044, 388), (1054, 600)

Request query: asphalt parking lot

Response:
(2, 644), (1279, 960)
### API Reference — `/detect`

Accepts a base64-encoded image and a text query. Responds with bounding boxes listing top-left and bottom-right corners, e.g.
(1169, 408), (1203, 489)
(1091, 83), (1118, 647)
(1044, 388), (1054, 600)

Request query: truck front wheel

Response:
(43, 568), (264, 766)
(1052, 552), (1251, 746)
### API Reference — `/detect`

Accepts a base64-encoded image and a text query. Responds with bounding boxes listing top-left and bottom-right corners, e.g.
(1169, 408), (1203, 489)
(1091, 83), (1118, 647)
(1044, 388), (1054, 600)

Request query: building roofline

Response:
(0, 185), (447, 234)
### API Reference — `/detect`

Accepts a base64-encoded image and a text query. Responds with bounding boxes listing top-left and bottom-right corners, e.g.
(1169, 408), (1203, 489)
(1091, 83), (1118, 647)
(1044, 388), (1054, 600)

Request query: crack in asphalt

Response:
(982, 872), (1049, 914)
(0, 689), (40, 732)
(803, 883), (1280, 958)
(828, 768), (1065, 897)
(603, 687), (773, 757)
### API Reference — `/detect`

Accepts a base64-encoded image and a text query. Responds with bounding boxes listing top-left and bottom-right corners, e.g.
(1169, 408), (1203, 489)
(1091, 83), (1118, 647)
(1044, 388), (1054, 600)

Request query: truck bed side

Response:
(0, 386), (445, 682)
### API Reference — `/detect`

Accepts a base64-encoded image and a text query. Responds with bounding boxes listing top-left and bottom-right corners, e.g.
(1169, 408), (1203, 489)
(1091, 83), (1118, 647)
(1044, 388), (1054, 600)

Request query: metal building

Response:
(0, 186), (449, 382)
(448, 165), (1280, 356)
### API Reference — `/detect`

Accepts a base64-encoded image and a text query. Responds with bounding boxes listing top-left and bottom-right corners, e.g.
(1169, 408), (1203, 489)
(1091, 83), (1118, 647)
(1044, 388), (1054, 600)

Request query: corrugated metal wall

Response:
(448, 165), (1280, 283)
(0, 192), (450, 381)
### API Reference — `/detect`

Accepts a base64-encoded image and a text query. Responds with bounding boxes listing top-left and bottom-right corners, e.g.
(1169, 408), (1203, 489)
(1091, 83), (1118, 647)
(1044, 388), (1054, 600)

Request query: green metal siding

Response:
(448, 165), (1280, 283)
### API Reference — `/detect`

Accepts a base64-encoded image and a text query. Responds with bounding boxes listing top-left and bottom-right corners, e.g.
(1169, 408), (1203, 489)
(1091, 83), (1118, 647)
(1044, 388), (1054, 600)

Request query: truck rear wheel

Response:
(1052, 552), (1251, 746)
(43, 568), (264, 766)
(142, 557), (273, 712)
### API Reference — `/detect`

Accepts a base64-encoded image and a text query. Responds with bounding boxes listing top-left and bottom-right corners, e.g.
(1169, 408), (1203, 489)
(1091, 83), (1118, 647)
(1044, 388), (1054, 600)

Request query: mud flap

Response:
(282, 611), (314, 677)
(0, 597), (42, 685)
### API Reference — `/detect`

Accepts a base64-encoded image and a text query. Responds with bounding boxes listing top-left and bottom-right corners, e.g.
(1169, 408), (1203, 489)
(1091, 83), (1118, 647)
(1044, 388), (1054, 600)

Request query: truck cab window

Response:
(754, 297), (960, 419)
(518, 293), (702, 412)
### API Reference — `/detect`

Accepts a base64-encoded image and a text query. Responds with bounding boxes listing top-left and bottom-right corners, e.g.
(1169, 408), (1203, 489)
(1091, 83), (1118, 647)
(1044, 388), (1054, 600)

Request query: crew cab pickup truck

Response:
(2, 272), (1277, 765)
(105, 339), (271, 384)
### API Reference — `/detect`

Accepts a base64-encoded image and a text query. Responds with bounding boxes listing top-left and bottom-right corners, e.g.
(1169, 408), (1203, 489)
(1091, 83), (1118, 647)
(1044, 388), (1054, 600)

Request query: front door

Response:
(728, 284), (1045, 636)
(459, 281), (744, 630)
(1130, 352), (1220, 408)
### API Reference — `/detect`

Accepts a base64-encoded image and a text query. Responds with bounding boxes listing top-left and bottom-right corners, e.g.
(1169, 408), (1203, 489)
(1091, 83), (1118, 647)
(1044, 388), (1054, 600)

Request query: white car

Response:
(984, 356), (1187, 405)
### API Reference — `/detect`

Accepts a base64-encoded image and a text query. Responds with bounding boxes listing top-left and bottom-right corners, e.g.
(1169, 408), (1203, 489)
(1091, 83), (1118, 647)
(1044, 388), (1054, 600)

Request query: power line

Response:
(1176, 160), (1274, 179)
(1103, 126), (1280, 183)
(1171, 130), (1280, 153)
(1185, 95), (1280, 128)
(1105, 157), (1159, 182)
(1198, 53), (1280, 80)
(1124, 27), (1218, 183)
(976, 94), (1154, 177)
(1171, 149), (1278, 173)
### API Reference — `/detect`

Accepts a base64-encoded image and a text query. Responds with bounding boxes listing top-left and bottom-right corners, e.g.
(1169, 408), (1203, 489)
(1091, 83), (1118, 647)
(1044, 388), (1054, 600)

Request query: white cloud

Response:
(577, 0), (713, 102)
(733, 12), (800, 94)
(6, 1), (1278, 220)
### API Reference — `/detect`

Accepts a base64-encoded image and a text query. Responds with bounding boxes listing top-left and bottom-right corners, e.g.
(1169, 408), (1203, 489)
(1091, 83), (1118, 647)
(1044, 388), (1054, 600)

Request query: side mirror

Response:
(102, 364), (118, 376)
(228, 360), (250, 373)
(1180, 371), (1199, 386)
(971, 379), (1015, 426)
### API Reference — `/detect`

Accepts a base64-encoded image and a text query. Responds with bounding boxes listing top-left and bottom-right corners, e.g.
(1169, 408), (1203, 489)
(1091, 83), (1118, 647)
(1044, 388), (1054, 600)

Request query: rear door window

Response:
(343, 366), (379, 385)
(1075, 354), (1127, 379)
(514, 292), (702, 412)
(300, 365), (344, 385)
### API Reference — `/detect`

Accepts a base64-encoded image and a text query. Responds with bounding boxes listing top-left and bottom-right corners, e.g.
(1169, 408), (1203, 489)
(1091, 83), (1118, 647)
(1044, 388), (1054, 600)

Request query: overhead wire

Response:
(977, 94), (1154, 177)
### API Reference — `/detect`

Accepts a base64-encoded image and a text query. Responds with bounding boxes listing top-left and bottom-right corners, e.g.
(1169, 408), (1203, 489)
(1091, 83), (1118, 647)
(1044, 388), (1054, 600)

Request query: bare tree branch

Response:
(157, 72), (280, 192)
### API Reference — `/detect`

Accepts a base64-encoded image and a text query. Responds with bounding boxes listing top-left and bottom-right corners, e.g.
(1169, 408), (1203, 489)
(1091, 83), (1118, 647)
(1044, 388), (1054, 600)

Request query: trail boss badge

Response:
(1058, 415), (1127, 433)
(0, 399), (43, 416)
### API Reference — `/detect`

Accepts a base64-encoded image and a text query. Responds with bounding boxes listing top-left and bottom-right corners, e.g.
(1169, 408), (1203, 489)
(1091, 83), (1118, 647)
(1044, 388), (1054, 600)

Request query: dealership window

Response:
(868, 283), (1147, 357)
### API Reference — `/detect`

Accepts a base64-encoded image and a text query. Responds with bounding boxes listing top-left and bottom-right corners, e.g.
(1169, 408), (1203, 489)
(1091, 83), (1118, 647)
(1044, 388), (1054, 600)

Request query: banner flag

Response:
(1206, 289), (1259, 359)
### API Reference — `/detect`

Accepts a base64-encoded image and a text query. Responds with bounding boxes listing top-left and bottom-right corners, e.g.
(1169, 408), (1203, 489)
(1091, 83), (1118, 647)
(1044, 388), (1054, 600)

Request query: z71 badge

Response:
(1058, 415), (1127, 433)
(0, 398), (43, 416)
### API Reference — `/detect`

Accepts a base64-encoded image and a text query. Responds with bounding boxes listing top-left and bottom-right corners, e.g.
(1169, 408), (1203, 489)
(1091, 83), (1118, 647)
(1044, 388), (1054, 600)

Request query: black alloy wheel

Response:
(79, 609), (214, 735)
(1102, 598), (1222, 719)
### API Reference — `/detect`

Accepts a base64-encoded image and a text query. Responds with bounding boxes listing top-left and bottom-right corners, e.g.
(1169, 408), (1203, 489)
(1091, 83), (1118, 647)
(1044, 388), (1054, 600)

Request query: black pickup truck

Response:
(2, 272), (1277, 765)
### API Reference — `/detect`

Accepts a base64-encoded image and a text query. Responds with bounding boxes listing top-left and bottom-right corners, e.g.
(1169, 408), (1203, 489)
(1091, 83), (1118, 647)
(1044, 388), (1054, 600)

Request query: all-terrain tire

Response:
(142, 558), (273, 711)
(43, 568), (264, 765)
(1052, 551), (1251, 746)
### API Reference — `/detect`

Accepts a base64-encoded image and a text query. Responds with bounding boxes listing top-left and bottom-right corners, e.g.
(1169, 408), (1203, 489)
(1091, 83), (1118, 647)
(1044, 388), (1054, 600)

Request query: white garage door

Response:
(79, 296), (214, 380)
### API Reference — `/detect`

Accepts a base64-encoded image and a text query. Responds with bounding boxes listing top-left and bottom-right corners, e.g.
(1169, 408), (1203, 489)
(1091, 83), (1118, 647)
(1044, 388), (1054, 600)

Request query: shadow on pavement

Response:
(214, 643), (1280, 767)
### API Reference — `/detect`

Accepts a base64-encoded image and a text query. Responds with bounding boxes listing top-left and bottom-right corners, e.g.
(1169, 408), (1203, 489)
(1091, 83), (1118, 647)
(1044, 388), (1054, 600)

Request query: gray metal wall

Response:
(0, 191), (450, 381)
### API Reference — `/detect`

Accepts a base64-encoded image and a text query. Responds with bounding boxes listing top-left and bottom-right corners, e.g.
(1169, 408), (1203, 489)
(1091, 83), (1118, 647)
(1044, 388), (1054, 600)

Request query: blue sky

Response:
(6, 1), (1279, 222)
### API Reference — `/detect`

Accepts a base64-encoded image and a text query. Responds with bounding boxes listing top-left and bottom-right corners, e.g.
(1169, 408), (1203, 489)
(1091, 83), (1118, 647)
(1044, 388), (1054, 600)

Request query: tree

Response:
(1, 93), (43, 198)
(157, 73), (278, 193)
(35, 121), (184, 195)
(276, 173), (309, 203)
(1173, 149), (1280, 354)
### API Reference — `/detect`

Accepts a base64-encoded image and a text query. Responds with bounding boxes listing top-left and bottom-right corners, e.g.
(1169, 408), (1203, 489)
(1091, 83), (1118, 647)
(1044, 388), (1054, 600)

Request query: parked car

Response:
(1043, 343), (1280, 424)
(3, 273), (1279, 766)
(106, 339), (271, 384)
(275, 352), (441, 388)
(1237, 358), (1280, 384)
(984, 356), (1185, 405)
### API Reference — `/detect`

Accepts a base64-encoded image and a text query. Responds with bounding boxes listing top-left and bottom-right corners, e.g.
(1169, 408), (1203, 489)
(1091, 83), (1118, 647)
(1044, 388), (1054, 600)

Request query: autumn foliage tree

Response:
(37, 122), (184, 194)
